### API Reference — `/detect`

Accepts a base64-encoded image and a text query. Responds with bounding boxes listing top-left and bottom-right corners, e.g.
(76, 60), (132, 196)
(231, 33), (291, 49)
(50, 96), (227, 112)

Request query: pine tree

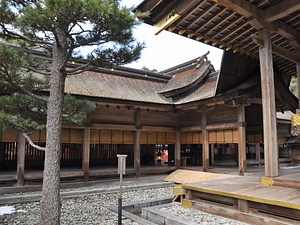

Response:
(0, 1), (145, 224)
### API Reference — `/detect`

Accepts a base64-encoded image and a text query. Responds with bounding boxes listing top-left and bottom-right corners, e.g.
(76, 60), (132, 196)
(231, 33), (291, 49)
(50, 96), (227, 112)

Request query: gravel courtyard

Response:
(0, 178), (249, 225)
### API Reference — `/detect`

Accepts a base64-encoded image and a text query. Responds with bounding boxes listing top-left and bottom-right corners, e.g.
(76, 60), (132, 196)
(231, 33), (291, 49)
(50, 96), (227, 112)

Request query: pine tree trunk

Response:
(41, 30), (68, 225)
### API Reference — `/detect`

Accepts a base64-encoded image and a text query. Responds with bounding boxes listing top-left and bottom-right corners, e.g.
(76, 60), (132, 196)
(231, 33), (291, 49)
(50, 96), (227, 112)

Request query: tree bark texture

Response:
(41, 29), (68, 225)
(17, 132), (26, 186)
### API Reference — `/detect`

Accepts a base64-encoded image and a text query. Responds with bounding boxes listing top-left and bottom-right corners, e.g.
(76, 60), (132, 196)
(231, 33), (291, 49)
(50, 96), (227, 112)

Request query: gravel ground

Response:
(0, 181), (248, 225)
(159, 204), (248, 225)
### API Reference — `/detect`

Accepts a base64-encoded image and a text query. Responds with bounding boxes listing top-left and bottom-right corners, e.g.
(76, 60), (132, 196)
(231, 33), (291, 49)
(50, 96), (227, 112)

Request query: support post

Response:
(202, 111), (209, 172)
(17, 132), (26, 186)
(175, 131), (181, 167)
(134, 110), (141, 177)
(117, 154), (127, 225)
(210, 144), (215, 165)
(238, 199), (249, 213)
(134, 130), (141, 177)
(258, 28), (278, 177)
(297, 57), (300, 108)
(255, 143), (261, 166)
(82, 127), (91, 182)
(237, 105), (246, 176)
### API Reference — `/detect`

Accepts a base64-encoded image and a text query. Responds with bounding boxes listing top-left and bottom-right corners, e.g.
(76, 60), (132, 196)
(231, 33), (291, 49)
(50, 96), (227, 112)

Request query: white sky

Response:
(122, 0), (224, 71)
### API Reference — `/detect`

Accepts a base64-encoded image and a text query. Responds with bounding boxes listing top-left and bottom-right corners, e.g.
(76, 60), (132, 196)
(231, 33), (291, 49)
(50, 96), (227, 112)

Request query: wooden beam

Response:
(202, 111), (209, 172)
(258, 29), (278, 177)
(252, 34), (300, 64)
(271, 44), (300, 65)
(180, 122), (246, 132)
(264, 0), (300, 22)
(213, 0), (255, 18)
(17, 132), (26, 186)
(214, 0), (300, 45)
(237, 106), (246, 176)
(82, 127), (91, 182)
(154, 12), (181, 35)
(91, 123), (175, 132)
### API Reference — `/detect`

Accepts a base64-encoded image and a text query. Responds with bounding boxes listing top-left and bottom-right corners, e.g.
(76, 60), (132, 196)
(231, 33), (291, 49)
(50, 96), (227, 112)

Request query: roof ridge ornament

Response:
(196, 51), (210, 69)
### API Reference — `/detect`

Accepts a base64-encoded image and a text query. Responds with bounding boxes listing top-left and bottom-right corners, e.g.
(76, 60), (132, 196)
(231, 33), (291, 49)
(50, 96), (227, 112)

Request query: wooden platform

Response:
(164, 169), (238, 184)
(174, 170), (300, 225)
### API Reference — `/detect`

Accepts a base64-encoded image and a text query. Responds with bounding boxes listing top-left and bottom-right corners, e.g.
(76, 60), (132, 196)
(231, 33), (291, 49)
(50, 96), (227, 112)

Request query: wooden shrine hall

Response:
(0, 49), (296, 185)
(1, 0), (300, 185)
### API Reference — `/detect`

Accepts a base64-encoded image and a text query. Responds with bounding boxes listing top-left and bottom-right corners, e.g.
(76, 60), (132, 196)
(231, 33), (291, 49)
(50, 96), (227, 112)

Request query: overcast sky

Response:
(122, 0), (224, 71)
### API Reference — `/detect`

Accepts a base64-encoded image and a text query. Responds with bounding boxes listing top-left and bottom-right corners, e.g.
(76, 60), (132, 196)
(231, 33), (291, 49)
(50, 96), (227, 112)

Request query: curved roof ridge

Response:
(160, 51), (215, 75)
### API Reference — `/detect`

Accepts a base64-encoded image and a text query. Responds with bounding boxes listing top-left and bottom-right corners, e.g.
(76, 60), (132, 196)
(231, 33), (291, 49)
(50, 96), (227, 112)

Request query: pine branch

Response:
(25, 66), (51, 76)
(0, 24), (52, 45)
(0, 66), (48, 102)
(23, 133), (46, 151)
(66, 64), (91, 75)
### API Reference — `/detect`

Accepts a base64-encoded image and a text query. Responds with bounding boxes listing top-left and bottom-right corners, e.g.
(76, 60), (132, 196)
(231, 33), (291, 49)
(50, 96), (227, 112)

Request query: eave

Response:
(136, 0), (300, 76)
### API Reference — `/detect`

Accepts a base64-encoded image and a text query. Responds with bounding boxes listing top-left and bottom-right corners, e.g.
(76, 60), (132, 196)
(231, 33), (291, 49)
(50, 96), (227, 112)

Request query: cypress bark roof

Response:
(63, 51), (297, 113)
(64, 54), (219, 105)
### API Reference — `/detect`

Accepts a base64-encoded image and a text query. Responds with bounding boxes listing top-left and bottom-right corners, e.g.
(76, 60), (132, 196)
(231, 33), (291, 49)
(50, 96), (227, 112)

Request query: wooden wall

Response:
(90, 105), (135, 124)
(179, 111), (202, 127)
(207, 106), (237, 125)
(140, 110), (177, 127)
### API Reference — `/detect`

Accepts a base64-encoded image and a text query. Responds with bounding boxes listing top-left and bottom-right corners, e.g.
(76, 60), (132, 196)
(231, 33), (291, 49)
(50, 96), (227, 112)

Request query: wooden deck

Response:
(176, 170), (300, 225)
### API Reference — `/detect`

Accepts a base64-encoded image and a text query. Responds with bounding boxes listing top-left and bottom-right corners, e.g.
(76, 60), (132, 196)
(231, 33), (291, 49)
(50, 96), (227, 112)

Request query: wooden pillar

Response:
(255, 143), (261, 166)
(175, 131), (181, 167)
(0, 142), (4, 170)
(17, 132), (26, 186)
(82, 127), (91, 182)
(258, 29), (278, 177)
(210, 144), (214, 165)
(134, 130), (141, 177)
(202, 111), (209, 172)
(237, 105), (246, 176)
(134, 110), (141, 177)
(297, 54), (300, 108)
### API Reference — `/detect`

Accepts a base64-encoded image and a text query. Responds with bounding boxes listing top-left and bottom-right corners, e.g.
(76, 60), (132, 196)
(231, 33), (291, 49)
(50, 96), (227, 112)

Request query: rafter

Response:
(212, 0), (300, 46)
(251, 34), (300, 64)
(264, 0), (300, 22)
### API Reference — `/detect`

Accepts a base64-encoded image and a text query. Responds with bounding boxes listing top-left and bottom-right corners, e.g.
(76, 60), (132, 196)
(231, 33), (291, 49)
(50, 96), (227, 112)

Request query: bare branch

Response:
(23, 133), (46, 151)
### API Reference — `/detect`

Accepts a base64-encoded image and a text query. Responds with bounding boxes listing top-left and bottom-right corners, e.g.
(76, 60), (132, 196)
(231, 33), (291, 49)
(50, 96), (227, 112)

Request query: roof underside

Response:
(136, 0), (300, 77)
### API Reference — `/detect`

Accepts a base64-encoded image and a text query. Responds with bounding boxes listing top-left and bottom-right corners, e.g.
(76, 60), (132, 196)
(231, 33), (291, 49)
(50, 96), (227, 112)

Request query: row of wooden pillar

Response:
(82, 105), (248, 181)
(16, 105), (248, 185)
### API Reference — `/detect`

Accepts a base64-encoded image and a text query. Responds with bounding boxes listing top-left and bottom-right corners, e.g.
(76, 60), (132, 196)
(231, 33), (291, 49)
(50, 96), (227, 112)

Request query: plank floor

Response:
(182, 175), (300, 210)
